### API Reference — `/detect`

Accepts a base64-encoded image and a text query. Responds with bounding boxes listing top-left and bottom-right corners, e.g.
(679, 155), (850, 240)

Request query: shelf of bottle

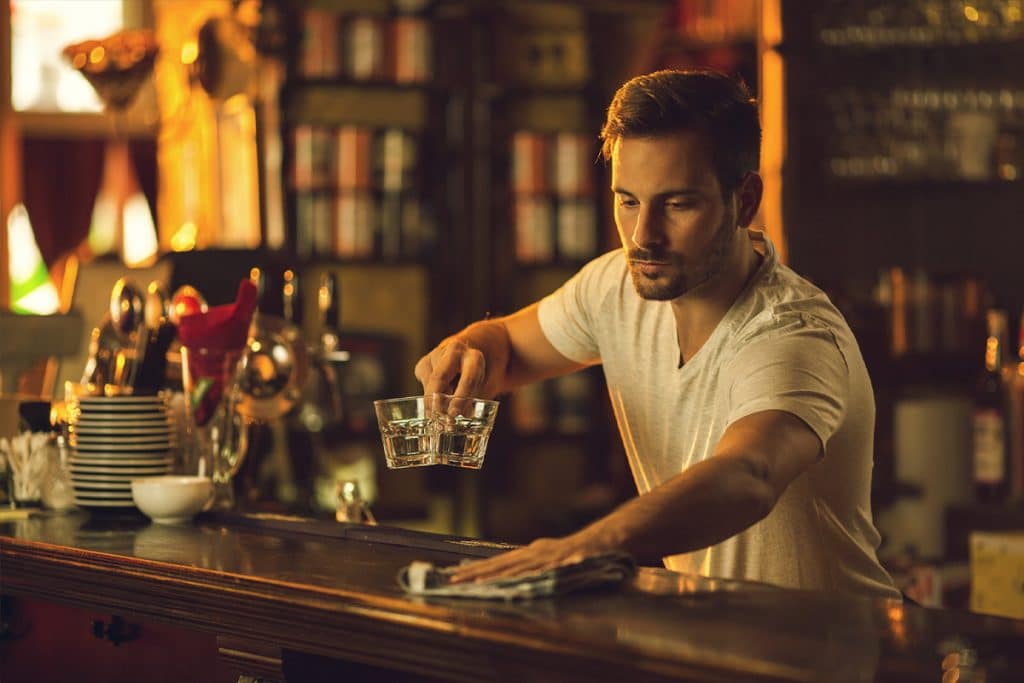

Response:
(486, 81), (597, 98)
(660, 33), (757, 53)
(821, 171), (1024, 188)
(283, 84), (431, 129)
(286, 76), (440, 93)
(872, 350), (978, 388)
(513, 259), (593, 271)
(945, 502), (1024, 561)
(770, 35), (1024, 57)
(294, 255), (431, 269)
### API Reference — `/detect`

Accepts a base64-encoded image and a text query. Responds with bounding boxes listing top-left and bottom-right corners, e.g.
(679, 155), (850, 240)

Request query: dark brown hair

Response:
(600, 69), (761, 196)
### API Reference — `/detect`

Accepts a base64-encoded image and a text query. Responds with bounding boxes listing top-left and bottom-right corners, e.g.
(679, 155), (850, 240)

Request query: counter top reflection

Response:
(1, 511), (1021, 682)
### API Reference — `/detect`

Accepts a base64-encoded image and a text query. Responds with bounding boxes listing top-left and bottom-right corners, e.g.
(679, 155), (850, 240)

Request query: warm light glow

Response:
(964, 5), (980, 22)
(154, 1), (261, 251)
(761, 0), (783, 47)
(760, 46), (787, 263)
(10, 0), (124, 112)
(170, 221), (199, 252)
(121, 193), (159, 266)
(89, 46), (106, 64)
(886, 602), (908, 647)
(223, 93), (251, 115)
(88, 194), (120, 256)
(181, 41), (199, 65)
(7, 205), (61, 314)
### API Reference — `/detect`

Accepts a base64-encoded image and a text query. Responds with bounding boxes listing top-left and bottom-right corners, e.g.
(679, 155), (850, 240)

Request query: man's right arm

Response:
(415, 302), (593, 399)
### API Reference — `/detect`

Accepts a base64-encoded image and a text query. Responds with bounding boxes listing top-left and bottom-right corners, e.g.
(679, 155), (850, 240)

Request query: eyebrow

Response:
(612, 187), (702, 198)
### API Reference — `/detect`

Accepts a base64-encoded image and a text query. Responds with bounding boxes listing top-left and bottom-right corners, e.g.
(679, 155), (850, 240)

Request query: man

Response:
(416, 69), (899, 599)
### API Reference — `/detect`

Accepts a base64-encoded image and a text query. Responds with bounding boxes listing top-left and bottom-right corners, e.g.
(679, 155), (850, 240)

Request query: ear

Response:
(735, 173), (763, 228)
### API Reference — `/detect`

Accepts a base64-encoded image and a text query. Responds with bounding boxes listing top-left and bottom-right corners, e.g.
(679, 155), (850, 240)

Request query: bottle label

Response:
(973, 409), (1007, 484)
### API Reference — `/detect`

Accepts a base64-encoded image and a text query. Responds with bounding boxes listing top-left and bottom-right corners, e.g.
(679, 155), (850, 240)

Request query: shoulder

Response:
(724, 264), (862, 380)
(736, 262), (851, 343)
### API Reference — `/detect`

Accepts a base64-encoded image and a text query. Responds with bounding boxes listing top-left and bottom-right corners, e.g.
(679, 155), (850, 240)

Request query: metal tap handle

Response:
(282, 269), (300, 325)
(318, 272), (340, 331)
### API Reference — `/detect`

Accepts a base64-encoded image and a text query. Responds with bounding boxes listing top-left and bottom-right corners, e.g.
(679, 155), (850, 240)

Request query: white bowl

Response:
(131, 475), (213, 524)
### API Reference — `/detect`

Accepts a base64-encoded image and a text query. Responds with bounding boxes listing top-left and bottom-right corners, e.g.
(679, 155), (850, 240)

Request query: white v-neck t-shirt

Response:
(537, 231), (899, 599)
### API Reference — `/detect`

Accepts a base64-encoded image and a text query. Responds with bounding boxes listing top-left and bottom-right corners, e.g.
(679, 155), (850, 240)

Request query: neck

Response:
(671, 229), (762, 364)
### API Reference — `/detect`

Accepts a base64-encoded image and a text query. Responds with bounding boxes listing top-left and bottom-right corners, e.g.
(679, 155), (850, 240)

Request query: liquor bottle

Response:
(973, 309), (1010, 503)
(1009, 309), (1024, 501)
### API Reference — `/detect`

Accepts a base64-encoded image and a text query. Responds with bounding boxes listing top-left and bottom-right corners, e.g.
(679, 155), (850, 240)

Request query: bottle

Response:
(1010, 309), (1024, 502)
(973, 309), (1010, 503)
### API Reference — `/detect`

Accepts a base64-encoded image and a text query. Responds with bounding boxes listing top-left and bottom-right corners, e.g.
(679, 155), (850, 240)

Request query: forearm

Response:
(573, 452), (776, 565)
(419, 303), (588, 401)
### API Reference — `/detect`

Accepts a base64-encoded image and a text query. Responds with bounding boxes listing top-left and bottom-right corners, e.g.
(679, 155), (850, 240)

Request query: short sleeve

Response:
(722, 312), (849, 453)
(537, 251), (621, 364)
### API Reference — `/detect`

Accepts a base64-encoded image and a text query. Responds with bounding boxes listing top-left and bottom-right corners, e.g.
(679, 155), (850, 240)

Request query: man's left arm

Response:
(449, 408), (821, 583)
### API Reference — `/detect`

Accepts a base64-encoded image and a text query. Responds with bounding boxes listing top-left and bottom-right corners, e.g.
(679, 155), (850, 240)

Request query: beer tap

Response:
(291, 271), (347, 435)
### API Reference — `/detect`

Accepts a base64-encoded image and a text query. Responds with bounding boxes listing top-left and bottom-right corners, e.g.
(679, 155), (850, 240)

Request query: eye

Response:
(665, 199), (696, 211)
(616, 195), (639, 208)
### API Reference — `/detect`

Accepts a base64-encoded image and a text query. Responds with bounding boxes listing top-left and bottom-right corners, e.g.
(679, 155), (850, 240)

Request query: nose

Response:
(630, 204), (664, 249)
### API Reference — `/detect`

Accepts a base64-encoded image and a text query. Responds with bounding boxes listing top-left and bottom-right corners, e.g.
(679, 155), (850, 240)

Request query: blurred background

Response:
(2, 0), (1024, 615)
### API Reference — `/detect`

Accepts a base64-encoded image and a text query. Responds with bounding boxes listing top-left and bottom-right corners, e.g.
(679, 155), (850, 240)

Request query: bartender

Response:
(416, 68), (899, 600)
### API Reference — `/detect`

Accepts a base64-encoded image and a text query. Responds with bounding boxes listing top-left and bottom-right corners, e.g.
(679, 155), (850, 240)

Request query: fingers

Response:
(416, 339), (486, 398)
(452, 351), (486, 398)
(448, 539), (563, 584)
(414, 354), (433, 390)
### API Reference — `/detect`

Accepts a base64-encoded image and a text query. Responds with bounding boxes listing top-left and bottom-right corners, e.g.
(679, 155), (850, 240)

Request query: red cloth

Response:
(177, 279), (258, 350)
(177, 279), (258, 424)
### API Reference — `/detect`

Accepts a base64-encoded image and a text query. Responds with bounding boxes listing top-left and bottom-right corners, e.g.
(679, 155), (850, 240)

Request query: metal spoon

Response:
(144, 281), (169, 329)
(234, 313), (308, 421)
(109, 278), (144, 342)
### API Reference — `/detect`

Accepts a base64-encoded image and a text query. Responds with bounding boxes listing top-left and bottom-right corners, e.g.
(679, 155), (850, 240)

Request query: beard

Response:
(627, 204), (738, 301)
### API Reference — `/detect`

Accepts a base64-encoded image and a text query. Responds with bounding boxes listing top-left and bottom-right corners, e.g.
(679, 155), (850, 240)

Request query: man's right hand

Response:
(414, 337), (488, 398)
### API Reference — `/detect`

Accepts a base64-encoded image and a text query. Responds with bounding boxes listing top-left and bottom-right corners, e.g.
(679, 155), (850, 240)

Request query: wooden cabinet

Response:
(0, 598), (221, 683)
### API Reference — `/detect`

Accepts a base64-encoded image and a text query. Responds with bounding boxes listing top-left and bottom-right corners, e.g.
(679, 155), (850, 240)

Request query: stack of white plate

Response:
(67, 394), (176, 510)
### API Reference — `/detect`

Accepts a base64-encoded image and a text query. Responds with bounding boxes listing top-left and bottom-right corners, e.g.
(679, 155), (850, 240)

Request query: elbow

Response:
(734, 455), (779, 523)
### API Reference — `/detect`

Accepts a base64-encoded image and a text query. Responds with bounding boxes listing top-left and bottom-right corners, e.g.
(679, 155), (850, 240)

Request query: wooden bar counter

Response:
(1, 510), (1022, 682)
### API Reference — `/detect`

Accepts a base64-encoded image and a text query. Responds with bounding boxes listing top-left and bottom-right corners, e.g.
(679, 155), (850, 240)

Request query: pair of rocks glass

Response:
(374, 394), (499, 470)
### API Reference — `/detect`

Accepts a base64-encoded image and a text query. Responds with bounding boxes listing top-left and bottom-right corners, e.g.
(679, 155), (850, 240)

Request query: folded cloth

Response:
(397, 552), (636, 601)
(177, 279), (259, 350)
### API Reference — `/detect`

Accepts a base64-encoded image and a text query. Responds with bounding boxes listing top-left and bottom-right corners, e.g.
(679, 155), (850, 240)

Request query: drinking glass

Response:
(373, 396), (440, 469)
(433, 394), (499, 469)
(374, 393), (499, 470)
(180, 345), (248, 509)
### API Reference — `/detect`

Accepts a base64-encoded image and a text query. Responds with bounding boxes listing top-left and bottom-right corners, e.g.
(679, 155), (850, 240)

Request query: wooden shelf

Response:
(284, 84), (430, 129)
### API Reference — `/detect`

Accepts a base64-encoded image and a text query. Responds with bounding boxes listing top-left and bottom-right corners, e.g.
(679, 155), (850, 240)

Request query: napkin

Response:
(398, 552), (636, 601)
(177, 279), (259, 350)
(176, 279), (259, 425)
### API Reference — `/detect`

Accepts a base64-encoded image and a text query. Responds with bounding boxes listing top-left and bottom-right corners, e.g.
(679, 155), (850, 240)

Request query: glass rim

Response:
(373, 392), (499, 408)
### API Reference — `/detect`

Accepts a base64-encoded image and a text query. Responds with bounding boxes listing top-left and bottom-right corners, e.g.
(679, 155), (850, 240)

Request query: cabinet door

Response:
(0, 597), (218, 683)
